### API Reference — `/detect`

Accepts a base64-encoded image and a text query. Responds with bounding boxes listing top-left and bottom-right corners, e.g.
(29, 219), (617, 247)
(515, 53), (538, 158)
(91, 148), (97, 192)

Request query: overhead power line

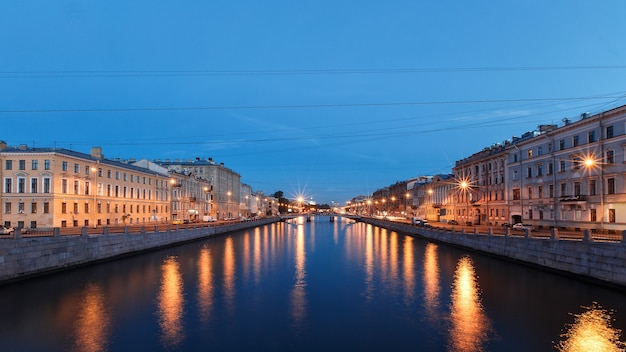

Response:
(1, 94), (623, 114)
(1, 65), (626, 78)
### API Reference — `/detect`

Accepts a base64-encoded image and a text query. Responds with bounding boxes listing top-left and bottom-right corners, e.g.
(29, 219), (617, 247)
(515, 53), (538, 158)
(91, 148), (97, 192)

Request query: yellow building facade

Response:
(0, 145), (171, 229)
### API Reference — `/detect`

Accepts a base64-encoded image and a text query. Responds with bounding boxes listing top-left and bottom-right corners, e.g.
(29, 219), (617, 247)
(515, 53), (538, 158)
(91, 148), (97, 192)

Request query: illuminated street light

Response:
(583, 155), (604, 234)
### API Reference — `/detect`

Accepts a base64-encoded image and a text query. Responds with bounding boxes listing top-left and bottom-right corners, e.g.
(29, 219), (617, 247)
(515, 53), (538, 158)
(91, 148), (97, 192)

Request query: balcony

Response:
(559, 195), (586, 203)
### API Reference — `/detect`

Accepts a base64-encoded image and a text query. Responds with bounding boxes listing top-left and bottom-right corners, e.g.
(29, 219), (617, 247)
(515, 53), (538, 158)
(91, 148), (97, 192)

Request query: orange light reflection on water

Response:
(197, 246), (214, 324)
(73, 283), (109, 352)
(422, 243), (440, 320)
(449, 256), (489, 352)
(557, 303), (626, 352)
(158, 256), (184, 348)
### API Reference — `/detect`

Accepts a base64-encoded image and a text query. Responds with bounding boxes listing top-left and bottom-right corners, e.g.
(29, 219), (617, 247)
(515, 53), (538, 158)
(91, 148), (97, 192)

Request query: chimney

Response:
(0, 141), (7, 151)
(91, 147), (103, 160)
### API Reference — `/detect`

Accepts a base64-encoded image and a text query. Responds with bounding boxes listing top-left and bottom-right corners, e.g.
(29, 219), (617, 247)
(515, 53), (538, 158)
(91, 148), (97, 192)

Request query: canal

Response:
(0, 215), (625, 351)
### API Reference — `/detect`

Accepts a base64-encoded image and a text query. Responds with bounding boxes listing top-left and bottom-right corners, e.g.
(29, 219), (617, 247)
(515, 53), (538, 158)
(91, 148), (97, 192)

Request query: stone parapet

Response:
(0, 218), (279, 285)
(361, 217), (626, 289)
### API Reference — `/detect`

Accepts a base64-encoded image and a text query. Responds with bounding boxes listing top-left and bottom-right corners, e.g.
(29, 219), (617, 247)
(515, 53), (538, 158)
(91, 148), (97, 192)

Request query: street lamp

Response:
(91, 164), (98, 228)
(459, 180), (470, 225)
(227, 191), (232, 219)
(584, 155), (604, 233)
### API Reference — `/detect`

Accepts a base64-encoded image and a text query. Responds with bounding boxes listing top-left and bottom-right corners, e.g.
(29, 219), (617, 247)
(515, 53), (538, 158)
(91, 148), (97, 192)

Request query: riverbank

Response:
(356, 216), (626, 290)
(0, 217), (280, 285)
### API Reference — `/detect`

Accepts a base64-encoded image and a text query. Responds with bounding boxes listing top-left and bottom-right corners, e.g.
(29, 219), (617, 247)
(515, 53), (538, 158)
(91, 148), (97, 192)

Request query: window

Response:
(73, 202), (79, 214)
(84, 202), (90, 214)
(31, 202), (37, 214)
(62, 179), (68, 194)
(85, 166), (90, 175)
(607, 177), (615, 194)
(107, 170), (111, 178)
(513, 189), (520, 200)
(528, 187), (533, 199)
(74, 180), (80, 194)
(588, 131), (596, 143)
(606, 150), (615, 164)
(43, 202), (49, 214)
(559, 139), (565, 150)
(574, 182), (581, 196)
(5, 160), (12, 170)
(561, 183), (567, 196)
(573, 135), (579, 147)
(115, 171), (120, 180)
(513, 154), (518, 162)
(559, 160), (566, 172)
(527, 167), (532, 178)
(18, 160), (25, 170)
(74, 163), (79, 173)
(538, 186), (543, 198)
(43, 177), (51, 193)
(44, 160), (50, 170)
(548, 163), (553, 175)
(4, 202), (11, 214)
(527, 149), (533, 158)
(537, 146), (543, 156)
(18, 178), (25, 193)
(537, 164), (543, 176)
(589, 179), (597, 196)
(590, 209), (596, 222)
(61, 202), (67, 214)
(32, 160), (38, 170)
(606, 125), (614, 139)
(549, 184), (554, 198)
(85, 181), (90, 195)
(62, 161), (68, 171)
(609, 209), (616, 223)
(30, 178), (37, 193)
(98, 168), (103, 177)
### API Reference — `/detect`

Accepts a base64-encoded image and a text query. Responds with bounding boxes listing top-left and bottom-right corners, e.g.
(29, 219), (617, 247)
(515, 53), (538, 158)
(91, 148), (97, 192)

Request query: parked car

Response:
(172, 219), (184, 225)
(448, 220), (459, 225)
(512, 223), (534, 231)
(0, 225), (15, 235)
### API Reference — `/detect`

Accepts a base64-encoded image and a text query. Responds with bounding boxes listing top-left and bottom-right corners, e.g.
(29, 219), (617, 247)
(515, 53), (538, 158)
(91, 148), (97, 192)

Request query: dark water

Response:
(1, 216), (625, 351)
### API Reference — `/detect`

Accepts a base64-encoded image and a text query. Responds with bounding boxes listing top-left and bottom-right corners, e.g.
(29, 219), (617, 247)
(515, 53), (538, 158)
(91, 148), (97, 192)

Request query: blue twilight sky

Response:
(2, 1), (626, 204)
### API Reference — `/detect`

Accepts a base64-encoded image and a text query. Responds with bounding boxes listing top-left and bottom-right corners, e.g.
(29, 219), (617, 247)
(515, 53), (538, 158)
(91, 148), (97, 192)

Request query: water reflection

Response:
(557, 303), (626, 352)
(253, 228), (262, 283)
(223, 236), (236, 308)
(449, 256), (490, 352)
(290, 223), (307, 323)
(364, 224), (374, 300)
(158, 256), (184, 348)
(402, 236), (416, 304)
(197, 246), (214, 324)
(422, 242), (440, 320)
(73, 283), (110, 352)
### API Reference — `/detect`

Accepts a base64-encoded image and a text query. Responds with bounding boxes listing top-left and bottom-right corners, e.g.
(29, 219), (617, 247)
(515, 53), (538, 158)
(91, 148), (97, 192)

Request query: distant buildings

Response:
(366, 104), (626, 233)
(0, 145), (275, 229)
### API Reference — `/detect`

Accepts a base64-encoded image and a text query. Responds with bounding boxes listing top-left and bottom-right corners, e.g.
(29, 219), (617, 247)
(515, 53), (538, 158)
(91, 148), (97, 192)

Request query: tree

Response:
(273, 190), (289, 213)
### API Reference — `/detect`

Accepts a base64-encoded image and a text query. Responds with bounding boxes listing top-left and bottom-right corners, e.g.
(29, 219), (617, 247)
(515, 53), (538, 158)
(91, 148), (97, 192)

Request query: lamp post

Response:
(584, 156), (604, 233)
(91, 164), (98, 228)
(460, 181), (470, 225)
(227, 191), (232, 220)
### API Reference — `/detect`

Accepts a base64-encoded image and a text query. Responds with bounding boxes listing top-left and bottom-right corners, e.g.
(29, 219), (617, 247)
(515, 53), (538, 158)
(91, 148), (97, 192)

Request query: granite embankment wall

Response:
(0, 218), (279, 284)
(361, 218), (626, 289)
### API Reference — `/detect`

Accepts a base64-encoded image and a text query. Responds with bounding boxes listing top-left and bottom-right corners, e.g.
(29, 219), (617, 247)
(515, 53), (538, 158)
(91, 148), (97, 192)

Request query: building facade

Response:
(0, 145), (171, 229)
(506, 106), (626, 232)
(453, 144), (509, 226)
(155, 157), (241, 220)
